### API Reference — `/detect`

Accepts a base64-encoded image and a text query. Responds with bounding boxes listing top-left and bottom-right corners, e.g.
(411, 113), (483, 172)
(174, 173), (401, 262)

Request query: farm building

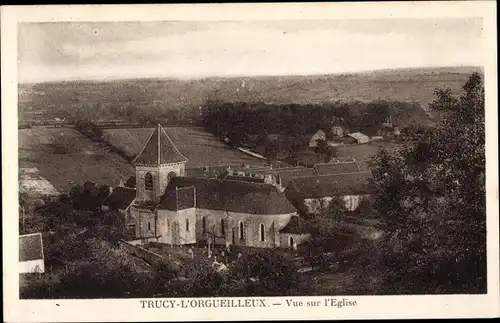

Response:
(284, 171), (375, 214)
(19, 233), (45, 274)
(219, 166), (317, 192)
(308, 129), (326, 148)
(342, 132), (370, 144)
(125, 124), (306, 249)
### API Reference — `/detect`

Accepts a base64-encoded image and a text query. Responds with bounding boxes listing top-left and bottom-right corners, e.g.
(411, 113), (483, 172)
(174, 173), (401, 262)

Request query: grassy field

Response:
(19, 127), (135, 193)
(19, 66), (482, 122)
(102, 127), (268, 168)
(297, 141), (402, 166)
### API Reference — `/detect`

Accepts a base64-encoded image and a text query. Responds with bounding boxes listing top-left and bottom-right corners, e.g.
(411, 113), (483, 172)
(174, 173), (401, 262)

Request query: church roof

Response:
(279, 215), (312, 234)
(132, 124), (188, 165)
(159, 177), (297, 215)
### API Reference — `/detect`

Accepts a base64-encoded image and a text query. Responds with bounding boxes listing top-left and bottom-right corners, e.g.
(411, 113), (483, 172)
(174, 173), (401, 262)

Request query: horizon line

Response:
(19, 65), (484, 85)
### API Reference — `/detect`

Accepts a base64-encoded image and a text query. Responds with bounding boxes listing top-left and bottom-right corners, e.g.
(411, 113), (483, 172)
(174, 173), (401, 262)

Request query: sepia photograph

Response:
(2, 2), (499, 321)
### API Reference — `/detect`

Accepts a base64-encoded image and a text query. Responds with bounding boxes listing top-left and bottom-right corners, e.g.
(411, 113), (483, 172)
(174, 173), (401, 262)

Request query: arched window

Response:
(202, 216), (207, 233)
(259, 223), (265, 242)
(186, 219), (190, 231)
(144, 172), (153, 191)
(167, 171), (177, 182)
(289, 236), (294, 247)
(147, 221), (151, 231)
(238, 221), (244, 240)
(220, 219), (225, 236)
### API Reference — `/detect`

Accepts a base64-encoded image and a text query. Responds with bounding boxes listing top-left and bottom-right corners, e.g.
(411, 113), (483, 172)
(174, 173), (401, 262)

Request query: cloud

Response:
(18, 19), (484, 83)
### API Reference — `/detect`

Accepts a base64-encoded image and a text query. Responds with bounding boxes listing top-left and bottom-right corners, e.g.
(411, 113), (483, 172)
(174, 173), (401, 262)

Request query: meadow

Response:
(18, 66), (482, 123)
(19, 127), (135, 193)
(102, 126), (268, 168)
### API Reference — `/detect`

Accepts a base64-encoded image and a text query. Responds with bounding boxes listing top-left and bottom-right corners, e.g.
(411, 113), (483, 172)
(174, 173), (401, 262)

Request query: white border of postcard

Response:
(2, 2), (499, 321)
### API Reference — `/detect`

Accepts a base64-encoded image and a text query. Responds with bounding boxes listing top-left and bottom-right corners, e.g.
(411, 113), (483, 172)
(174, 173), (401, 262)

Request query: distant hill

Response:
(19, 66), (482, 122)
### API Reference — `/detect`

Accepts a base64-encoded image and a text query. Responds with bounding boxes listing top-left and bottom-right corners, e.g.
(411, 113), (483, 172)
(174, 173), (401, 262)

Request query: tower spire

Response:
(131, 124), (188, 165)
(157, 124), (161, 165)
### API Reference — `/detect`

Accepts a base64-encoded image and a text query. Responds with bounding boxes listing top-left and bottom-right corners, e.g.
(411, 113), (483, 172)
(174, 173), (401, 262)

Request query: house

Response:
(219, 166), (317, 192)
(284, 171), (375, 214)
(342, 132), (370, 144)
(19, 233), (45, 274)
(128, 124), (304, 249)
(101, 186), (137, 233)
(308, 129), (326, 148)
(313, 162), (361, 176)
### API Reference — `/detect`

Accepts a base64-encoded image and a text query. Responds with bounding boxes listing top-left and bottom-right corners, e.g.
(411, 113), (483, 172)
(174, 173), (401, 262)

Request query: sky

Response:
(18, 18), (484, 83)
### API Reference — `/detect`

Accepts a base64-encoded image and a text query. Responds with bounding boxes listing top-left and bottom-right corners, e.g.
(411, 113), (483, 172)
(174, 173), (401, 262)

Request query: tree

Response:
(264, 139), (280, 163)
(51, 133), (77, 154)
(370, 72), (486, 293)
(315, 138), (328, 155)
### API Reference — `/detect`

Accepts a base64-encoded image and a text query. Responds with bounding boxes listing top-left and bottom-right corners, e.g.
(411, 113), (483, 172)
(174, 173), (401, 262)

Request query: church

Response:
(127, 124), (305, 248)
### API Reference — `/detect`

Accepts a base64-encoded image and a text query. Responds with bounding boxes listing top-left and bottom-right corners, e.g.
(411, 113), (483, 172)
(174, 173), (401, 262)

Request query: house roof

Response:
(312, 129), (326, 137)
(279, 215), (312, 234)
(313, 162), (361, 176)
(224, 175), (266, 183)
(224, 166), (316, 188)
(159, 177), (297, 215)
(102, 186), (136, 210)
(19, 233), (43, 262)
(186, 164), (264, 179)
(267, 168), (317, 187)
(286, 171), (375, 199)
(132, 124), (188, 165)
(346, 132), (370, 141)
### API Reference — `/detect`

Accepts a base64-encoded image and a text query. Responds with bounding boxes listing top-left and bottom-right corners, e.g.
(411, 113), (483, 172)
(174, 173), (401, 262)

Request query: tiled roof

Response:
(279, 215), (312, 234)
(267, 168), (317, 187)
(224, 175), (266, 183)
(286, 172), (375, 199)
(159, 177), (297, 215)
(346, 132), (370, 141)
(313, 162), (361, 175)
(132, 124), (188, 165)
(102, 186), (136, 210)
(186, 164), (250, 179)
(19, 233), (43, 262)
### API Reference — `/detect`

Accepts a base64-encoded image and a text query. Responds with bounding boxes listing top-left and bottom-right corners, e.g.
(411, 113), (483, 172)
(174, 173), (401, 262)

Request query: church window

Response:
(144, 172), (153, 191)
(259, 223), (265, 242)
(148, 221), (151, 231)
(186, 219), (190, 231)
(220, 219), (225, 236)
(238, 221), (244, 240)
(202, 216), (207, 233)
(167, 171), (177, 182)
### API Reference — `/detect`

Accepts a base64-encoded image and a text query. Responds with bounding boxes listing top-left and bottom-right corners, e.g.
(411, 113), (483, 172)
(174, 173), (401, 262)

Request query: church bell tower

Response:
(132, 124), (188, 204)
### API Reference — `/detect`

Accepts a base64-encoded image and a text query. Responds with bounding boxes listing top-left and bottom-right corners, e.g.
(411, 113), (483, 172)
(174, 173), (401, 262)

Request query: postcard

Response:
(2, 2), (499, 321)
